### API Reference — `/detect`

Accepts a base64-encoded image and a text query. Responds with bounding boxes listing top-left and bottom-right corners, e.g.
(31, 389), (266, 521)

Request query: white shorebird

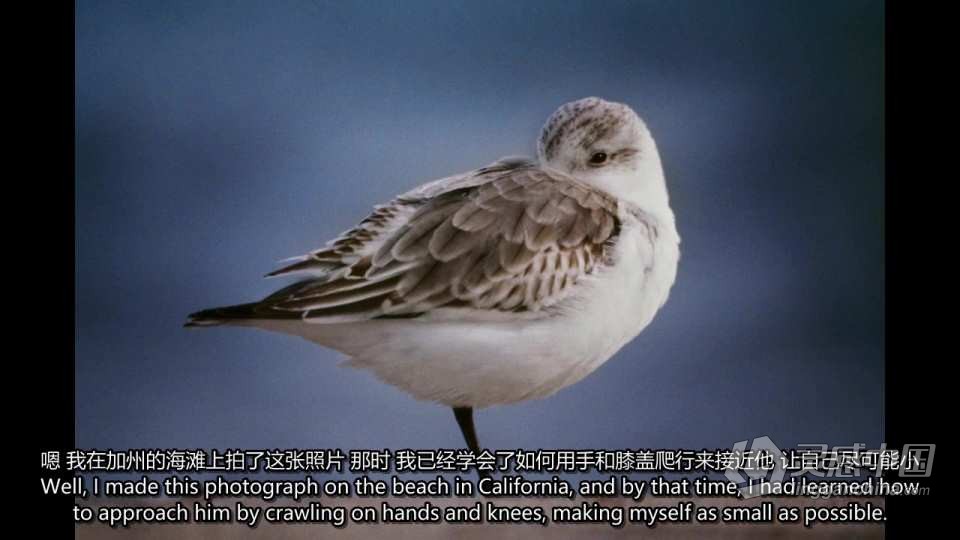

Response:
(187, 97), (680, 459)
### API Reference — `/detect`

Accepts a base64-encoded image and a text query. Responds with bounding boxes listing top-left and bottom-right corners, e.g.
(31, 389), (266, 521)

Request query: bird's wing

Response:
(253, 160), (624, 323)
(265, 156), (537, 279)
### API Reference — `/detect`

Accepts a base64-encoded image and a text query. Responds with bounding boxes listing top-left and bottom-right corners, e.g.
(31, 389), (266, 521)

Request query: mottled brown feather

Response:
(257, 161), (622, 321)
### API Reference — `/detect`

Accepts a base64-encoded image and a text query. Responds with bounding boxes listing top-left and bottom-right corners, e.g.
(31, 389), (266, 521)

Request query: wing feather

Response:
(253, 160), (623, 322)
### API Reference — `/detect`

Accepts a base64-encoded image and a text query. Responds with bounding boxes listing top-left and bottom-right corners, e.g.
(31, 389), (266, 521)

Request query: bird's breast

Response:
(551, 214), (680, 384)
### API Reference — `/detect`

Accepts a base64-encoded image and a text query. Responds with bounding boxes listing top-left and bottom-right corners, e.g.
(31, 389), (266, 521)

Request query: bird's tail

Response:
(185, 280), (321, 328)
(184, 302), (265, 327)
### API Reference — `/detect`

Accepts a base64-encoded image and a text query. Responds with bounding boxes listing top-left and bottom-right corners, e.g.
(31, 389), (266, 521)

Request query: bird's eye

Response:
(589, 152), (608, 165)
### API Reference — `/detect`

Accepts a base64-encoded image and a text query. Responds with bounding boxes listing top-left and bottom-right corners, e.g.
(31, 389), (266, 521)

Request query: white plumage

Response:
(187, 97), (680, 411)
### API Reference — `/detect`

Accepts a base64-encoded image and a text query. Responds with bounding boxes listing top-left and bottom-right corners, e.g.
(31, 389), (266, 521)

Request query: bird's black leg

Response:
(453, 406), (491, 480)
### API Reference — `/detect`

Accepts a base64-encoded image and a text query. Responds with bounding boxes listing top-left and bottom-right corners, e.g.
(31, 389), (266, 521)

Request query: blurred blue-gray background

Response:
(76, 0), (884, 454)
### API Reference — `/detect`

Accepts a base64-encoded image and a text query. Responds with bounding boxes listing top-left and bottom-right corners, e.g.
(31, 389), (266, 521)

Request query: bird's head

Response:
(537, 97), (669, 212)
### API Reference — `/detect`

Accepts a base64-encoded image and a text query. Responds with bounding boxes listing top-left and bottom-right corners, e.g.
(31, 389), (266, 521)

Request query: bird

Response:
(186, 97), (680, 463)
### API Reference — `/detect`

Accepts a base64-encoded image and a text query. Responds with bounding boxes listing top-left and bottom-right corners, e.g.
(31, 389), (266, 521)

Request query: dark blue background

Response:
(76, 0), (884, 454)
